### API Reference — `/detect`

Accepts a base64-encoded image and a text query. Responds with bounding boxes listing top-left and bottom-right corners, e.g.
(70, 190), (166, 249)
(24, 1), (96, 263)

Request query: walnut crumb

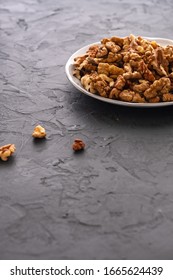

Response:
(0, 144), (16, 161)
(72, 139), (85, 151)
(32, 125), (46, 138)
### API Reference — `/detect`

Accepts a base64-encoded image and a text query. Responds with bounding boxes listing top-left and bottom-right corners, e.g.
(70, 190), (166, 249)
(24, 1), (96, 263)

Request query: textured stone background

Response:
(1, 0), (173, 260)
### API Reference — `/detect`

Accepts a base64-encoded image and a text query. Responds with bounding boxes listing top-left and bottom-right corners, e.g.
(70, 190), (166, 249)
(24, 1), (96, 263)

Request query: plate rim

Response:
(65, 37), (173, 108)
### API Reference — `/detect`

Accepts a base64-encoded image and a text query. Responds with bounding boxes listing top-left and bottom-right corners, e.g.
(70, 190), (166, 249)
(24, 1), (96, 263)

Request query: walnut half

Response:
(0, 144), (16, 161)
(32, 125), (46, 138)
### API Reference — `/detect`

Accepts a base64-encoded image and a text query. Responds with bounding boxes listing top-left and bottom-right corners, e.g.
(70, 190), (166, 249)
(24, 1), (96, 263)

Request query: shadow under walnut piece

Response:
(0, 155), (16, 168)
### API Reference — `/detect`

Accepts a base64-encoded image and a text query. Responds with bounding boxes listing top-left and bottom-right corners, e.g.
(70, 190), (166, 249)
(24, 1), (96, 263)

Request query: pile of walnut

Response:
(73, 34), (173, 103)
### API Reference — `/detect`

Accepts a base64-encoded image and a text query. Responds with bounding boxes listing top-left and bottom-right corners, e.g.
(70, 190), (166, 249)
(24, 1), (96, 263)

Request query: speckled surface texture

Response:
(1, 0), (173, 260)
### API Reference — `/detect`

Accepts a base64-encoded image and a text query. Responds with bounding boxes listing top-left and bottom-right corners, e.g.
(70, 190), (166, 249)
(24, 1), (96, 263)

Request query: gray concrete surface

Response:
(0, 0), (173, 259)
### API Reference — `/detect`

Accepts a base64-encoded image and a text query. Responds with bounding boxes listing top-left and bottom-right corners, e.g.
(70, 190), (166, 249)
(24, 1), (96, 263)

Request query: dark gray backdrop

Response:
(0, 0), (173, 259)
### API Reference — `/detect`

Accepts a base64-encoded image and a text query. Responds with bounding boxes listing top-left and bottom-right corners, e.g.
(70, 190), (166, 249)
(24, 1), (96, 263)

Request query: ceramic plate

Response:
(65, 37), (173, 108)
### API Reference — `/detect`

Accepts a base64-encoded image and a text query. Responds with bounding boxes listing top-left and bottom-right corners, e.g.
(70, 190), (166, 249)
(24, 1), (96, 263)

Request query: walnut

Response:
(150, 47), (169, 76)
(87, 45), (99, 57)
(130, 52), (141, 61)
(150, 41), (158, 49)
(74, 55), (87, 66)
(148, 96), (160, 103)
(123, 71), (142, 80)
(73, 69), (81, 79)
(119, 90), (146, 103)
(81, 74), (96, 93)
(0, 144), (16, 161)
(114, 75), (126, 90)
(129, 34), (139, 49)
(162, 93), (173, 102)
(78, 59), (97, 72)
(32, 125), (46, 138)
(109, 88), (120, 99)
(128, 60), (139, 69)
(110, 36), (124, 46)
(164, 46), (173, 62)
(136, 46), (145, 54)
(86, 73), (114, 90)
(86, 57), (99, 66)
(109, 65), (124, 77)
(133, 80), (150, 93)
(94, 80), (110, 97)
(98, 63), (123, 77)
(72, 139), (85, 151)
(96, 45), (108, 58)
(119, 90), (135, 102)
(106, 52), (122, 63)
(123, 37), (130, 51)
(101, 37), (124, 47)
(138, 61), (155, 82)
(123, 51), (141, 65)
(105, 41), (121, 53)
(97, 63), (110, 76)
(123, 53), (131, 63)
(132, 93), (146, 103)
(101, 38), (111, 45)
(124, 63), (132, 73)
(99, 74), (114, 87)
(144, 77), (171, 100)
(137, 36), (156, 53)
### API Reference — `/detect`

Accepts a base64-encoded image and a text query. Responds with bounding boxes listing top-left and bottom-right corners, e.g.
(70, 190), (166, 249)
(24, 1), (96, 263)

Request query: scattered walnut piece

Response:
(32, 125), (46, 138)
(72, 139), (85, 151)
(0, 144), (16, 161)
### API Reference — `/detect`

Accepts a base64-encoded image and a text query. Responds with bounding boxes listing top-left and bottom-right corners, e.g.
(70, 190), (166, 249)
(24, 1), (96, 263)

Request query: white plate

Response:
(65, 37), (173, 108)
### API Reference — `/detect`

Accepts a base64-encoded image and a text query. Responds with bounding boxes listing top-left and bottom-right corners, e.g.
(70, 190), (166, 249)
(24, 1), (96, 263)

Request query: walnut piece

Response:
(105, 41), (121, 53)
(162, 93), (173, 101)
(0, 144), (16, 161)
(96, 45), (108, 58)
(144, 77), (171, 100)
(133, 80), (150, 93)
(32, 125), (46, 138)
(87, 45), (99, 57)
(114, 75), (126, 90)
(72, 139), (85, 151)
(81, 74), (96, 93)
